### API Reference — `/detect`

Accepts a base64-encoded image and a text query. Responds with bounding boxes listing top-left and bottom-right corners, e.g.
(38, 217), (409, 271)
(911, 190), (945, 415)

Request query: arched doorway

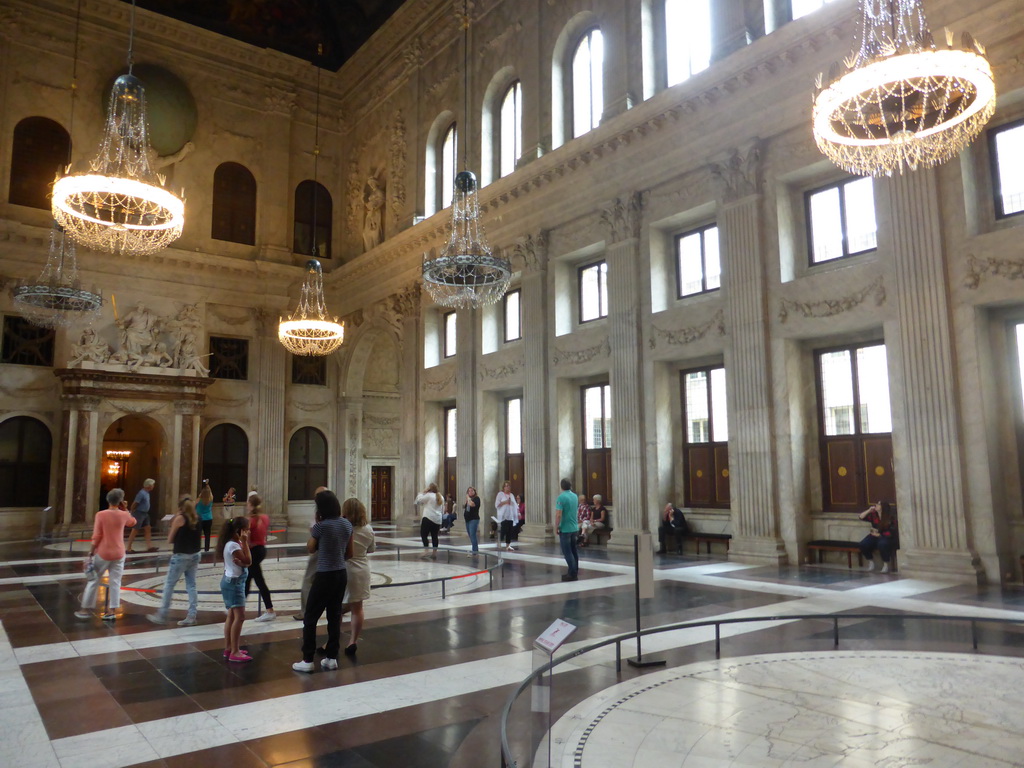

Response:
(100, 416), (163, 516)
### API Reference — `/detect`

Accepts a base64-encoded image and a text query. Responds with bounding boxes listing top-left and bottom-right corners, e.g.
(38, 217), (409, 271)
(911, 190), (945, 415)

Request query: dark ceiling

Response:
(124, 0), (408, 70)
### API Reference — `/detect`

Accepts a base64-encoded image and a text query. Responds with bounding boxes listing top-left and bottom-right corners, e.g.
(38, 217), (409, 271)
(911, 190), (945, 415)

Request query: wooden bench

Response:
(588, 528), (611, 546)
(690, 532), (731, 555)
(807, 540), (863, 568)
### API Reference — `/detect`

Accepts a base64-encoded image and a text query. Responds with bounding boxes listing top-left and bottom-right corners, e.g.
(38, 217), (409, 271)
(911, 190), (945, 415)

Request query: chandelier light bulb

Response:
(812, 0), (996, 176)
(278, 259), (345, 356)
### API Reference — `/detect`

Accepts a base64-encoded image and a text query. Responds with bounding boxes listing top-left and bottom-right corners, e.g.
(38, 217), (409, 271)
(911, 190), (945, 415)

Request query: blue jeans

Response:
(466, 518), (479, 552)
(157, 552), (200, 619)
(559, 532), (579, 578)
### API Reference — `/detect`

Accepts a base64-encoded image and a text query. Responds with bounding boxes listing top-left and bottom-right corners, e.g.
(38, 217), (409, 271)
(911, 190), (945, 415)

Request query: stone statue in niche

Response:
(68, 328), (111, 366)
(113, 301), (161, 364)
(166, 303), (209, 376)
(362, 170), (385, 252)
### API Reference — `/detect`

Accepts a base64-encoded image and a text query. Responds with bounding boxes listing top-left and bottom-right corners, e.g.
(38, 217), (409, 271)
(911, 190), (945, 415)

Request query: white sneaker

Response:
(147, 614), (167, 625)
(880, 563), (890, 574)
(177, 616), (197, 626)
(292, 660), (315, 673)
(866, 560), (875, 571)
(75, 610), (91, 619)
(254, 611), (276, 623)
(321, 657), (338, 671)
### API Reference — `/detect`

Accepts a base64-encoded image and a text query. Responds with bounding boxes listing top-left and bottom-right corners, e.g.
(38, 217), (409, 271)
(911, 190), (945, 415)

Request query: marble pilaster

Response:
(884, 169), (981, 582)
(337, 397), (364, 499)
(398, 286), (423, 522)
(601, 194), (647, 532)
(174, 401), (202, 499)
(259, 86), (297, 265)
(254, 334), (287, 514)
(456, 306), (478, 500)
(710, 0), (752, 62)
(58, 394), (101, 526)
(713, 145), (786, 564)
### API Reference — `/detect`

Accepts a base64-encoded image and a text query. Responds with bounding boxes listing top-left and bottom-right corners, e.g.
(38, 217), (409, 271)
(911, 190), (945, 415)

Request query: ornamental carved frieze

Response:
(478, 356), (523, 382)
(207, 395), (253, 408)
(364, 414), (400, 428)
(709, 141), (762, 202)
(778, 276), (886, 323)
(423, 369), (456, 393)
(649, 309), (726, 350)
(0, 379), (57, 398)
(108, 401), (163, 416)
(552, 338), (610, 366)
(293, 399), (333, 412)
(263, 86), (296, 116)
(512, 231), (548, 274)
(600, 192), (645, 244)
(393, 283), (422, 319)
(388, 110), (408, 230)
(964, 254), (1024, 289)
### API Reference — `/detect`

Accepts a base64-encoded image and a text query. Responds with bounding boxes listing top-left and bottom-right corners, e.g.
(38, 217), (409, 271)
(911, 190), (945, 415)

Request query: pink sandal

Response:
(227, 652), (252, 663)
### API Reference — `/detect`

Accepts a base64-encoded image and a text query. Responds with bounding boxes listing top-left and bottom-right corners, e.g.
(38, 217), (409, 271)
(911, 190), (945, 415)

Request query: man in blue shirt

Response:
(126, 478), (158, 553)
(555, 478), (580, 581)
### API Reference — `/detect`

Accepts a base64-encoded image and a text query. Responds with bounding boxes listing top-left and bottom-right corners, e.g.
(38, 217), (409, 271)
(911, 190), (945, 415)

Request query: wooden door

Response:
(370, 465), (393, 521)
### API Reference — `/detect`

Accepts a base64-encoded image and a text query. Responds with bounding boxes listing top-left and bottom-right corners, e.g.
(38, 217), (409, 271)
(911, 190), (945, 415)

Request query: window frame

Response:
(989, 117), (1024, 220)
(680, 366), (730, 509)
(571, 28), (604, 139)
(443, 311), (457, 358)
(0, 416), (51, 507)
(287, 426), (328, 501)
(503, 289), (522, 343)
(8, 117), (71, 210)
(580, 382), (613, 505)
(208, 336), (249, 381)
(201, 423), (249, 503)
(805, 177), (877, 266)
(675, 223), (721, 299)
(293, 179), (332, 259)
(211, 162), (257, 245)
(499, 80), (522, 179)
(1, 315), (55, 367)
(577, 260), (609, 325)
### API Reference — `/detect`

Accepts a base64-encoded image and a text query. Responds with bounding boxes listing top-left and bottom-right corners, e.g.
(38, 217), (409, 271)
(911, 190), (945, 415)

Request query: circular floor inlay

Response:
(545, 651), (1024, 768)
(117, 554), (487, 613)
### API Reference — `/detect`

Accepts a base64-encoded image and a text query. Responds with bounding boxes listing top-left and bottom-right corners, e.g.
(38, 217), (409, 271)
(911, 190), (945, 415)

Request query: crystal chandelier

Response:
(15, 0), (102, 329)
(278, 48), (344, 357)
(51, 0), (185, 254)
(422, 2), (511, 309)
(14, 227), (102, 329)
(278, 259), (345, 356)
(812, 0), (996, 176)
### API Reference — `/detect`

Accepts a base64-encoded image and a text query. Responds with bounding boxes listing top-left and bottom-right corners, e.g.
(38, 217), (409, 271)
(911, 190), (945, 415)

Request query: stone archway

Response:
(99, 415), (164, 517)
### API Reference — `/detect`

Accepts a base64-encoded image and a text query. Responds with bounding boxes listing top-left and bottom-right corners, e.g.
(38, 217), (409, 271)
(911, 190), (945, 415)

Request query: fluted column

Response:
(260, 86), (296, 265)
(255, 329), (287, 516)
(884, 169), (980, 581)
(711, 0), (753, 62)
(456, 304), (478, 499)
(398, 285), (423, 523)
(337, 397), (364, 500)
(57, 394), (100, 526)
(713, 144), (786, 564)
(601, 194), (647, 532)
(173, 401), (202, 499)
(516, 233), (551, 536)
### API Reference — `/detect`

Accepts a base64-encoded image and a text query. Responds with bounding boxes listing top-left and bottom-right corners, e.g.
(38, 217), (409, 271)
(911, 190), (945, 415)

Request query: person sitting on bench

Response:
(589, 496), (609, 544)
(859, 500), (895, 573)
(657, 503), (687, 554)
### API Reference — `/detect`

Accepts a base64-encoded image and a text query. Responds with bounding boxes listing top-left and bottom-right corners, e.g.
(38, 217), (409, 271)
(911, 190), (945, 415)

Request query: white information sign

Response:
(534, 618), (577, 655)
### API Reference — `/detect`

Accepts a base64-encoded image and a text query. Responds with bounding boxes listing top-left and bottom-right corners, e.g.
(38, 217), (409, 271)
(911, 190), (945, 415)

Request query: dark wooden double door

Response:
(370, 466), (393, 521)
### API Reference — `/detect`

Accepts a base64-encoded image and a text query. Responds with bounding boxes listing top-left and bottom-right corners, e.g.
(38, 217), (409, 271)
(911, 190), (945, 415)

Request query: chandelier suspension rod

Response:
(126, 0), (136, 74)
(311, 41), (322, 257)
(462, 0), (469, 173)
(58, 0), (84, 277)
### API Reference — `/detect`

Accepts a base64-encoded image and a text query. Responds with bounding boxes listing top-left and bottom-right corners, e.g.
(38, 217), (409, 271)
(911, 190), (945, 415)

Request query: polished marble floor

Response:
(2, 528), (1023, 768)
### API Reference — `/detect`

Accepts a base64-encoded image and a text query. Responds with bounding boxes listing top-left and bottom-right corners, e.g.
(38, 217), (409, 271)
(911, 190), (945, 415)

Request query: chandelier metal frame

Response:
(278, 44), (345, 357)
(812, 0), (996, 176)
(51, 0), (185, 254)
(14, 0), (103, 329)
(422, 1), (511, 309)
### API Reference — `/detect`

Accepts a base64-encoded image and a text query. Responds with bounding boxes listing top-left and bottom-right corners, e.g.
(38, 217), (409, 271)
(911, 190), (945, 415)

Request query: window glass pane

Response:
(665, 0), (711, 86)
(590, 30), (604, 132)
(444, 312), (457, 357)
(843, 177), (877, 254)
(290, 430), (309, 463)
(500, 82), (521, 178)
(677, 231), (704, 296)
(819, 349), (855, 436)
(224, 426), (248, 464)
(1017, 324), (1024, 412)
(792, 0), (836, 20)
(308, 429), (326, 464)
(994, 123), (1024, 216)
(808, 186), (843, 263)
(446, 408), (457, 458)
(442, 124), (457, 209)
(580, 263), (603, 322)
(506, 398), (522, 454)
(856, 344), (892, 433)
(573, 30), (603, 138)
(584, 386), (604, 449)
(504, 290), (521, 341)
(684, 371), (710, 443)
(603, 384), (612, 448)
(0, 420), (20, 463)
(710, 367), (729, 442)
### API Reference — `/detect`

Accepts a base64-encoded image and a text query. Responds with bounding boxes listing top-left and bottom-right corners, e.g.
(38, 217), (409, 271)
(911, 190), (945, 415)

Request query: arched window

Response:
(288, 427), (327, 500)
(211, 162), (256, 245)
(0, 416), (51, 507)
(9, 117), (71, 210)
(293, 180), (332, 259)
(499, 81), (522, 178)
(665, 0), (711, 86)
(440, 123), (457, 210)
(201, 424), (248, 502)
(572, 29), (604, 138)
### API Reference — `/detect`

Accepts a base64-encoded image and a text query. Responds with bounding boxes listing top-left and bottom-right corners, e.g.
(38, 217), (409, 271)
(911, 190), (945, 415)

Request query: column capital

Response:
(60, 394), (102, 412)
(709, 140), (763, 203)
(599, 191), (645, 245)
(512, 231), (549, 276)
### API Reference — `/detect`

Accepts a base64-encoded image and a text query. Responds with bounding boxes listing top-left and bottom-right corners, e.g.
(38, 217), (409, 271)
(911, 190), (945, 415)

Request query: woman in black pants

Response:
(415, 483), (444, 556)
(245, 494), (276, 622)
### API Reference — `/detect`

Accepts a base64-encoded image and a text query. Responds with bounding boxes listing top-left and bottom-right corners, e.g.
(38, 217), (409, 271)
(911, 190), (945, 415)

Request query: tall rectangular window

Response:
(664, 0), (711, 86)
(1, 316), (54, 367)
(991, 120), (1024, 218)
(505, 396), (524, 497)
(503, 289), (522, 342)
(816, 342), (894, 511)
(676, 224), (721, 297)
(500, 81), (522, 178)
(791, 0), (839, 20)
(443, 311), (457, 358)
(444, 406), (457, 499)
(579, 261), (609, 323)
(581, 383), (612, 504)
(572, 29), (604, 138)
(209, 336), (249, 380)
(441, 124), (457, 209)
(807, 177), (877, 264)
(681, 366), (729, 507)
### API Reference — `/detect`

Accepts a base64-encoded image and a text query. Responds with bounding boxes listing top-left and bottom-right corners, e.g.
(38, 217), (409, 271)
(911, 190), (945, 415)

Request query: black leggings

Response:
(201, 519), (213, 551)
(500, 519), (515, 547)
(420, 518), (440, 548)
(245, 544), (274, 609)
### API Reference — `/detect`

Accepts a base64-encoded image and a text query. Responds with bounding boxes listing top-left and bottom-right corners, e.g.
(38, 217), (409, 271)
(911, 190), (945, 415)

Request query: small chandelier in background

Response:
(51, 0), (185, 254)
(812, 0), (996, 176)
(423, 170), (511, 309)
(278, 258), (345, 356)
(421, 0), (511, 309)
(14, 227), (103, 329)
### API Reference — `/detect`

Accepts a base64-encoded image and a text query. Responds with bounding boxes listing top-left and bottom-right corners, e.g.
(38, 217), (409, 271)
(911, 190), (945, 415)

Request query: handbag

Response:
(84, 557), (97, 581)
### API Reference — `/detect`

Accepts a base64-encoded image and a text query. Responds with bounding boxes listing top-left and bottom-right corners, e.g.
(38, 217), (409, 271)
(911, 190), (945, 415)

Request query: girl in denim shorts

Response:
(217, 516), (252, 662)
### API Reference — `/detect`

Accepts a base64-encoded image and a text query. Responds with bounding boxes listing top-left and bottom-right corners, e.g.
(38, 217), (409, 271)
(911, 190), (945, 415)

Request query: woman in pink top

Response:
(76, 488), (136, 621)
(245, 494), (276, 622)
